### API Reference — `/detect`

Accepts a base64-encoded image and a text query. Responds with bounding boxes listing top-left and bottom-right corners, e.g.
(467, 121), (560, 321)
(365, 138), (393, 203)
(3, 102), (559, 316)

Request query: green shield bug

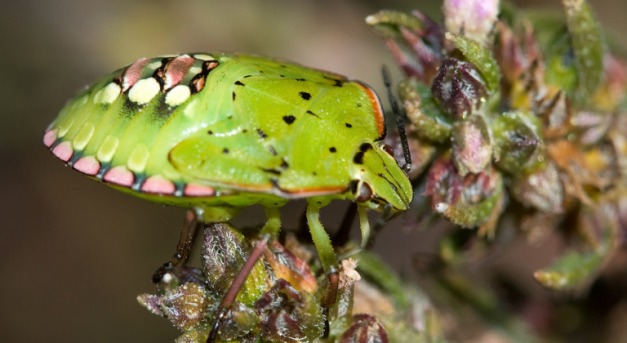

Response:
(44, 52), (413, 339)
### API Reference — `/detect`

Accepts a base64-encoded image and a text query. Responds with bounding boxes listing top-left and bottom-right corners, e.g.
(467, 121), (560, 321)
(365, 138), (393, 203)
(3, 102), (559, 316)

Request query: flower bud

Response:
(366, 10), (443, 83)
(254, 279), (324, 342)
(511, 162), (564, 214)
(443, 0), (499, 46)
(452, 114), (492, 175)
(339, 314), (389, 343)
(425, 155), (504, 232)
(492, 111), (542, 174)
(263, 239), (317, 294)
(432, 58), (488, 120)
(159, 283), (210, 331)
(201, 223), (267, 304)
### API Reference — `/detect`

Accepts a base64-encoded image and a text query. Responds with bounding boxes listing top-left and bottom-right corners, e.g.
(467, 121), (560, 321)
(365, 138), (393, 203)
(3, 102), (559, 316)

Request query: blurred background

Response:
(1, 0), (626, 342)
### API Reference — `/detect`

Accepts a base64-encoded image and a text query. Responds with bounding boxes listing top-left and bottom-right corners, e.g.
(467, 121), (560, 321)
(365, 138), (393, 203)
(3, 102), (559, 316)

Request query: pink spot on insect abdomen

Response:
(104, 166), (135, 187)
(142, 175), (176, 194)
(43, 130), (57, 147)
(184, 183), (215, 197)
(51, 141), (73, 162)
(73, 156), (101, 176)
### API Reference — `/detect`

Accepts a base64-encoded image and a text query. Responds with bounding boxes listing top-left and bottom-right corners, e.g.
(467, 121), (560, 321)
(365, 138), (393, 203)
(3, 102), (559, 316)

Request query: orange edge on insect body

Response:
(353, 81), (386, 139)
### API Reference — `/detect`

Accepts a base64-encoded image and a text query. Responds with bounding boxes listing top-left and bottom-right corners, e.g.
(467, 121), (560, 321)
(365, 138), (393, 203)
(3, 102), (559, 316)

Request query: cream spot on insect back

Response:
(165, 85), (191, 107)
(43, 130), (57, 147)
(96, 135), (119, 163)
(189, 66), (202, 75)
(194, 54), (215, 61)
(183, 99), (200, 119)
(94, 82), (121, 104)
(142, 175), (176, 194)
(128, 78), (160, 105)
(52, 141), (73, 162)
(72, 123), (95, 150)
(56, 118), (75, 137)
(104, 166), (134, 187)
(127, 144), (150, 173)
(73, 156), (100, 176)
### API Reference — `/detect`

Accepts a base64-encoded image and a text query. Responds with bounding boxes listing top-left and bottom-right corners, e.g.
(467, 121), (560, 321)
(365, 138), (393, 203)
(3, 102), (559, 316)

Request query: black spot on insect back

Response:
(353, 152), (365, 165)
(222, 148), (229, 154)
(257, 128), (267, 139)
(207, 130), (214, 135)
(306, 110), (319, 118)
(234, 80), (245, 86)
(268, 145), (278, 156)
(262, 168), (282, 176)
(295, 78), (306, 82)
(329, 147), (337, 153)
(232, 92), (236, 101)
(299, 91), (312, 100)
(282, 115), (296, 124)
(345, 123), (353, 128)
(353, 144), (371, 165)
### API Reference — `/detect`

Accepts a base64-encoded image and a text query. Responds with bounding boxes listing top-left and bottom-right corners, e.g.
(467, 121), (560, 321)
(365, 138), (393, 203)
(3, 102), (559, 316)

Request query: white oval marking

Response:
(72, 123), (95, 150)
(128, 78), (160, 105)
(165, 85), (191, 107)
(96, 135), (119, 163)
(96, 82), (121, 104)
(194, 54), (215, 61)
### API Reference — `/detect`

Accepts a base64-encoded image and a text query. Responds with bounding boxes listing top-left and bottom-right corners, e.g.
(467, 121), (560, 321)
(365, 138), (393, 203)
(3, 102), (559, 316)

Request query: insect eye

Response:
(381, 144), (395, 157)
(355, 181), (373, 203)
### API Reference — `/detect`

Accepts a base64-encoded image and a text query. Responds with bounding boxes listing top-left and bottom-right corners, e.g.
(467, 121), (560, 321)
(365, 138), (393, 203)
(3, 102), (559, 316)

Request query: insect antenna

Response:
(382, 65), (412, 173)
(152, 209), (201, 283)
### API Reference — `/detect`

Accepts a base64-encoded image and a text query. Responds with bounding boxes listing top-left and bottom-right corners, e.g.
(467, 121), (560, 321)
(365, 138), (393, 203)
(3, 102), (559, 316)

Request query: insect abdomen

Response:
(45, 54), (228, 196)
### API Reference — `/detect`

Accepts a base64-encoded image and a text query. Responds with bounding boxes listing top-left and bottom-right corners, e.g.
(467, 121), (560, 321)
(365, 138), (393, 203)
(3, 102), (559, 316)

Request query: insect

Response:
(44, 52), (413, 340)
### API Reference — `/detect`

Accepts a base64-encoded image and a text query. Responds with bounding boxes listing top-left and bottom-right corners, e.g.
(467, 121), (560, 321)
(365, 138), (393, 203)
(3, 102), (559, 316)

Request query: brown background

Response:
(1, 0), (626, 342)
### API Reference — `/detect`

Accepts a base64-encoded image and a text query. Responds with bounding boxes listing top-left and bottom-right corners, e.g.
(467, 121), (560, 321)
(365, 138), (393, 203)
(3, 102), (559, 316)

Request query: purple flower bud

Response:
(339, 314), (389, 343)
(425, 155), (503, 231)
(254, 279), (324, 342)
(432, 58), (488, 120)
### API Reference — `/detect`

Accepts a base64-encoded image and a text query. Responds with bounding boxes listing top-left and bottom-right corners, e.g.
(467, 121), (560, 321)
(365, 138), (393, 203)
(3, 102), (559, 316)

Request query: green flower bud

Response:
(492, 111), (542, 174)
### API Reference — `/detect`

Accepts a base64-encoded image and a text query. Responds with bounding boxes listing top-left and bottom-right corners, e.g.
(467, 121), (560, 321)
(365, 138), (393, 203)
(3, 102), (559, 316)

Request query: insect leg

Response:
(152, 209), (201, 283)
(260, 206), (282, 236)
(306, 200), (339, 337)
(357, 206), (371, 249)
